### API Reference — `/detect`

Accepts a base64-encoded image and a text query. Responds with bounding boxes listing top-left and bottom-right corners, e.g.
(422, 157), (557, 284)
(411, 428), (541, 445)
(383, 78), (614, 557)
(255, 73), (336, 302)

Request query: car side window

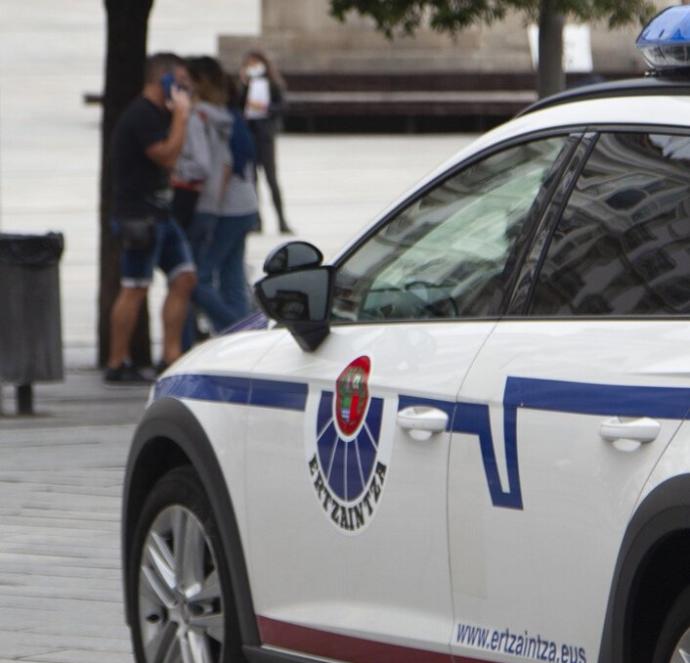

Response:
(530, 132), (690, 317)
(331, 137), (570, 323)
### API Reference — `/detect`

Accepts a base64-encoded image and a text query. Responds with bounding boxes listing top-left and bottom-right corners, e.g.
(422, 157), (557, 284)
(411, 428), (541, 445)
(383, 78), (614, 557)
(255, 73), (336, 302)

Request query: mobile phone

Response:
(160, 73), (175, 100)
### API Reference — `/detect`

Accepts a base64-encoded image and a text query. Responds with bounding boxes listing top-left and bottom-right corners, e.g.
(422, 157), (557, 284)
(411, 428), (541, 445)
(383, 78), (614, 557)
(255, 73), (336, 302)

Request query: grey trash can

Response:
(0, 232), (64, 414)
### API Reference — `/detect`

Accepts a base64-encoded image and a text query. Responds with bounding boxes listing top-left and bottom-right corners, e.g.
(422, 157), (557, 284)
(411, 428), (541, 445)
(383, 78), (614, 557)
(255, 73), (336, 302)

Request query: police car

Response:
(122, 7), (690, 663)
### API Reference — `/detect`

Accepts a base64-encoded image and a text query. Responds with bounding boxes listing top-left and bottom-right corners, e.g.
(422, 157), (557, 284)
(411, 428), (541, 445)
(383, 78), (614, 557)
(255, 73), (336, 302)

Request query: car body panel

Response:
(642, 420), (690, 503)
(241, 321), (498, 658)
(448, 320), (690, 662)
(154, 329), (286, 548)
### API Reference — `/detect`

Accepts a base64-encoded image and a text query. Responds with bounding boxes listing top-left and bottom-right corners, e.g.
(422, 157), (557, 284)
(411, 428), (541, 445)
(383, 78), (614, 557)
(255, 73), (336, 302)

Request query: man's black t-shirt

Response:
(111, 97), (171, 219)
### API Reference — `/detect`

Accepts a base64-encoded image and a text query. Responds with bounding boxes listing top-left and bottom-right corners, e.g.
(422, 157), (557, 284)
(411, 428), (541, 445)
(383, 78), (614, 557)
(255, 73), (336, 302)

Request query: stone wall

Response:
(218, 0), (665, 76)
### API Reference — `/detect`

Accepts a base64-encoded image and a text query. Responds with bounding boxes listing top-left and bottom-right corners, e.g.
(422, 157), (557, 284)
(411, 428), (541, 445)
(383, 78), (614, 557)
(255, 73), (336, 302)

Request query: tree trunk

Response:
(98, 0), (154, 367)
(537, 0), (565, 99)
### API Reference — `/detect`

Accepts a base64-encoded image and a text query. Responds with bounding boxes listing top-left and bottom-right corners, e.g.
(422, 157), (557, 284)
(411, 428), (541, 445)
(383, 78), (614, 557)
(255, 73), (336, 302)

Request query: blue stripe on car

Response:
(155, 374), (251, 404)
(154, 373), (690, 510)
(506, 376), (690, 420)
(250, 379), (309, 411)
(155, 374), (307, 411)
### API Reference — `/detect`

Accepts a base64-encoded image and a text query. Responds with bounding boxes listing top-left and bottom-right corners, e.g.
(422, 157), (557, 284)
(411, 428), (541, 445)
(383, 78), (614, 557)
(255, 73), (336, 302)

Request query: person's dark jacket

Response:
(239, 78), (286, 136)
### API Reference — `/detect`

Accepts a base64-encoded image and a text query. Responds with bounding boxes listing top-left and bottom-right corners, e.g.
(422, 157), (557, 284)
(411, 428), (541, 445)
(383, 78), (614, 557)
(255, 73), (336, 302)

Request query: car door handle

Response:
(599, 417), (661, 444)
(397, 406), (449, 441)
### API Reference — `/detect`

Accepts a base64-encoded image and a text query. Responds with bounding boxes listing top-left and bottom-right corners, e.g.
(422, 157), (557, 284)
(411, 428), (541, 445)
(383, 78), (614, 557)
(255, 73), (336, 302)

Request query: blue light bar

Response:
(637, 6), (690, 70)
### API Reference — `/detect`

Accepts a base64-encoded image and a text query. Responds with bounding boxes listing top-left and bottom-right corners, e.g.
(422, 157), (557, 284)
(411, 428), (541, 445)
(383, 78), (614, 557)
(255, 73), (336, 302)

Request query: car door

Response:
(242, 134), (578, 661)
(449, 130), (690, 663)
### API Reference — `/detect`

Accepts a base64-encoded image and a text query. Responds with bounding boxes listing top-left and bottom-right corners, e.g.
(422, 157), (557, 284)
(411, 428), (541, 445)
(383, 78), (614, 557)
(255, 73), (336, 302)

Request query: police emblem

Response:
(306, 356), (390, 533)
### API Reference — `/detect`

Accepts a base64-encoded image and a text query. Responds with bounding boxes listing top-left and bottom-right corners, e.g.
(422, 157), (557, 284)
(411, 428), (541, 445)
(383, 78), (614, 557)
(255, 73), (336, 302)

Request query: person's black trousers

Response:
(251, 120), (290, 232)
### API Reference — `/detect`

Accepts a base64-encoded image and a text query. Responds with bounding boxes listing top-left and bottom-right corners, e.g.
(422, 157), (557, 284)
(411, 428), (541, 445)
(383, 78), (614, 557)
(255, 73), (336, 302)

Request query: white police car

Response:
(123, 8), (690, 663)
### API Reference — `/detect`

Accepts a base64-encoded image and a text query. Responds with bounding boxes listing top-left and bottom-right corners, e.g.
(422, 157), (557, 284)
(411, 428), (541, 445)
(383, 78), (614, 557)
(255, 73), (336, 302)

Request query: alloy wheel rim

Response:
(670, 629), (690, 663)
(138, 505), (225, 663)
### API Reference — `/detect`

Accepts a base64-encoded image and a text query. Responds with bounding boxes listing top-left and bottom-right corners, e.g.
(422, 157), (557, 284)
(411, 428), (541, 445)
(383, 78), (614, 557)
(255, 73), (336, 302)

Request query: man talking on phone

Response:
(105, 52), (197, 384)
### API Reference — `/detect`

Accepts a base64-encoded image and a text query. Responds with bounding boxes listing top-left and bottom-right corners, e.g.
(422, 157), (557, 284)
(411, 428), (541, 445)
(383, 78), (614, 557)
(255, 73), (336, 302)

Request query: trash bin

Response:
(0, 232), (64, 414)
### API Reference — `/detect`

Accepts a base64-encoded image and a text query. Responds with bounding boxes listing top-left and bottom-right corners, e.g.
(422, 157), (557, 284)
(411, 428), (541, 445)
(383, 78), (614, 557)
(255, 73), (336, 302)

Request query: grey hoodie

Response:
(187, 102), (233, 215)
(173, 111), (211, 186)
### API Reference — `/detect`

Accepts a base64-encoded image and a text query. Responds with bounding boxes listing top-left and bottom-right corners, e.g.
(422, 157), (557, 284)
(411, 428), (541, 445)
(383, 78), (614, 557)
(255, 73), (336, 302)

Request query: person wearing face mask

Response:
(239, 50), (293, 235)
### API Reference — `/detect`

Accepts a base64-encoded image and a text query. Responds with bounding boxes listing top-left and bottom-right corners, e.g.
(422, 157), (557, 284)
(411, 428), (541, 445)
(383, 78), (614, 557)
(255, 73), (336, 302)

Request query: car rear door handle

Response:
(599, 417), (661, 444)
(397, 406), (449, 441)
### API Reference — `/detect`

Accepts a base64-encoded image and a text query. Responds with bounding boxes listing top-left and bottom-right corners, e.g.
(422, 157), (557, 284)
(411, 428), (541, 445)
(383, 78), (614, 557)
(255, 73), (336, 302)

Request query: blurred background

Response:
(0, 0), (663, 367)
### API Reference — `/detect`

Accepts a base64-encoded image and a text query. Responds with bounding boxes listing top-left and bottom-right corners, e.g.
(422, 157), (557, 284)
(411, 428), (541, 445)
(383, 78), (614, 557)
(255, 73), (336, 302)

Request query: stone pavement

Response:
(0, 372), (148, 662)
(0, 1), (478, 660)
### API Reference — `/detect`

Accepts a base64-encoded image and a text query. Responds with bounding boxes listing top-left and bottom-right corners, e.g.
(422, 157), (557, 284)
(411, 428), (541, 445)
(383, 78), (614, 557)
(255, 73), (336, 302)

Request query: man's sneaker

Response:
(104, 363), (153, 385)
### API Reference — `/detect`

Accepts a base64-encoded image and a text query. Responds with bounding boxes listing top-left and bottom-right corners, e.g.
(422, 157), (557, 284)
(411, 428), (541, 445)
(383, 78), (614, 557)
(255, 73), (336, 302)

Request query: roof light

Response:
(637, 6), (690, 71)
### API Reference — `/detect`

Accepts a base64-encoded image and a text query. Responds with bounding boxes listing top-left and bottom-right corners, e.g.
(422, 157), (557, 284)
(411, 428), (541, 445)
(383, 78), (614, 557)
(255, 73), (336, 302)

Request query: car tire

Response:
(127, 465), (241, 663)
(652, 585), (690, 663)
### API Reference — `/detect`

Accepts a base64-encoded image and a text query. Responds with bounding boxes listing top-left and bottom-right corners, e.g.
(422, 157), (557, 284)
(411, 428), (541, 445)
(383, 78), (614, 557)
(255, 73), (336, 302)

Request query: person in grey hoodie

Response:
(185, 58), (232, 261)
(179, 56), (233, 349)
(193, 76), (260, 331)
(170, 60), (211, 232)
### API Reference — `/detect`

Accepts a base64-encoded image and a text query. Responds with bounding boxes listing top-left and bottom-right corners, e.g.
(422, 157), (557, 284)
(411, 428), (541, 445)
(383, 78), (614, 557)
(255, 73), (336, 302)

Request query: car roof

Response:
(519, 76), (690, 116)
(333, 84), (690, 263)
(419, 91), (690, 187)
(446, 90), (690, 169)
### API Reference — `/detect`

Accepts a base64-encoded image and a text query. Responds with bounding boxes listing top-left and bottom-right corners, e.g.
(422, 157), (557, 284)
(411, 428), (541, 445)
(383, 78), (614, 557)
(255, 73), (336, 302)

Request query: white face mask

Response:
(246, 63), (266, 79)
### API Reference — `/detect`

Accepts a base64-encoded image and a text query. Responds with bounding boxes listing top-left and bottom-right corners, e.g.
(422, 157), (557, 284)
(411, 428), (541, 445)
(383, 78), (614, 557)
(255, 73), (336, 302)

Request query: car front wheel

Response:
(128, 466), (235, 663)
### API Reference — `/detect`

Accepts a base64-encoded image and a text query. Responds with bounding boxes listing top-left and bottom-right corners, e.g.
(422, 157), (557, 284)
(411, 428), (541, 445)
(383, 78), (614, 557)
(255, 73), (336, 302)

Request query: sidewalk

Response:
(0, 371), (147, 662)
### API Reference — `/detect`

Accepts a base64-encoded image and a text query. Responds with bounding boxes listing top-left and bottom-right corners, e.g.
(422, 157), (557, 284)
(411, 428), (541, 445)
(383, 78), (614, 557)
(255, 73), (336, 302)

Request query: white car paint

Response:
(147, 93), (690, 663)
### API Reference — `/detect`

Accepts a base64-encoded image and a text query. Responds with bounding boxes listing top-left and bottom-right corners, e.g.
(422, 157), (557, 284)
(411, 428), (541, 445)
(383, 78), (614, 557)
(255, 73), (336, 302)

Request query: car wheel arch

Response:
(599, 475), (690, 663)
(122, 396), (261, 650)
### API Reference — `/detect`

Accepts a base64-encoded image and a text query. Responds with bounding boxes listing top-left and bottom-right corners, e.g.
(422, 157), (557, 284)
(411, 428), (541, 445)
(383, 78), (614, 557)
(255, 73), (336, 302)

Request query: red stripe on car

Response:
(258, 616), (487, 663)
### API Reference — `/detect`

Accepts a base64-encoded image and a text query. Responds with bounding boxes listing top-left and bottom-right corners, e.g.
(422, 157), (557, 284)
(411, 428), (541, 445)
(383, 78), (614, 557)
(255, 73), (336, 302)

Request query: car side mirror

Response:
(263, 241), (324, 275)
(255, 266), (333, 352)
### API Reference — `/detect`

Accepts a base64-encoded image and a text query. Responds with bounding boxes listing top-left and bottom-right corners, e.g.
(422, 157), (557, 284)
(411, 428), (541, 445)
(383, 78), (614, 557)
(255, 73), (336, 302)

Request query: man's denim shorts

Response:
(111, 216), (195, 288)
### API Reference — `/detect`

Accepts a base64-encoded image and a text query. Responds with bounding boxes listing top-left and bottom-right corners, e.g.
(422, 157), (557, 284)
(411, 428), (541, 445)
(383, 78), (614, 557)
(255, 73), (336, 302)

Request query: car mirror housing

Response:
(255, 266), (333, 352)
(263, 241), (324, 275)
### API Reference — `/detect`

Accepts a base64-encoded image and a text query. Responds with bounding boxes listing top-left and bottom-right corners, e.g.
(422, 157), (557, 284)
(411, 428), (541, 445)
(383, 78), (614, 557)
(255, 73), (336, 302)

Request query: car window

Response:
(530, 132), (690, 317)
(331, 137), (570, 323)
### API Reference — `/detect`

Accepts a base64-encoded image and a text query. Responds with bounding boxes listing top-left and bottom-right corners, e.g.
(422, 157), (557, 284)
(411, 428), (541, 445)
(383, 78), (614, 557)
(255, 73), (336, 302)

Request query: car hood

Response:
(156, 323), (285, 389)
